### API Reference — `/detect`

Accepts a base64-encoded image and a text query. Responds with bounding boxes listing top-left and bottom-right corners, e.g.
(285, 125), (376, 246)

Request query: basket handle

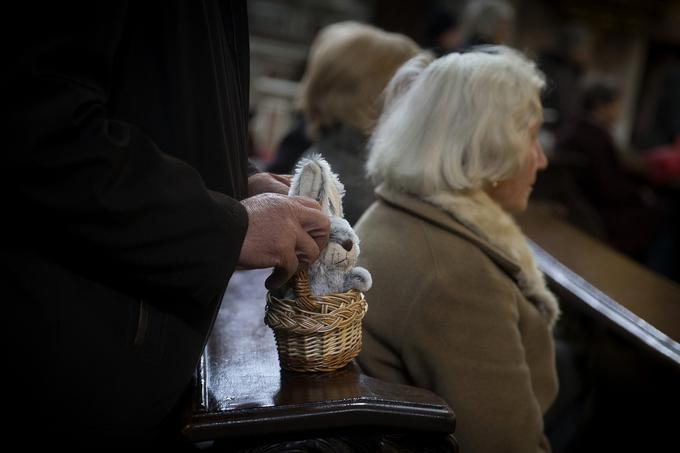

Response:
(292, 268), (312, 298)
(290, 268), (323, 312)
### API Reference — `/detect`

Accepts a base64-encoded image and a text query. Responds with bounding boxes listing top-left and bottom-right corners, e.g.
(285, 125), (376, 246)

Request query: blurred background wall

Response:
(247, 0), (680, 161)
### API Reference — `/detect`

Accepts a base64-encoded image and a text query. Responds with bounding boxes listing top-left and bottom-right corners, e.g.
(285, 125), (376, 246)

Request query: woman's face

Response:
(486, 122), (548, 213)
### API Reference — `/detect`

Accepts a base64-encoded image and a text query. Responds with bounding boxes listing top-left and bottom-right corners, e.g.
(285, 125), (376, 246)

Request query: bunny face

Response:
(319, 217), (360, 272)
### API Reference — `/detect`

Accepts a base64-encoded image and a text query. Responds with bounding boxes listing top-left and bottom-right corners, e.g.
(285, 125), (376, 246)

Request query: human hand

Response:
(247, 172), (292, 196)
(239, 193), (330, 289)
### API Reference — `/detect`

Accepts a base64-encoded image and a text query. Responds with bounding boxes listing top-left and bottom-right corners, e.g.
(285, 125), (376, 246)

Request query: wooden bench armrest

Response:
(181, 270), (456, 444)
(183, 360), (455, 441)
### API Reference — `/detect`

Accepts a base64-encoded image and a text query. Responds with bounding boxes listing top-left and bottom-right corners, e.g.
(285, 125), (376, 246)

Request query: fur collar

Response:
(425, 190), (560, 328)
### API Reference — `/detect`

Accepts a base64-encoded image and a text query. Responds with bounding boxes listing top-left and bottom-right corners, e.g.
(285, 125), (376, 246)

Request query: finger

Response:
(291, 196), (322, 211)
(265, 268), (287, 290)
(297, 206), (330, 250)
(270, 181), (290, 195)
(295, 226), (321, 265)
(306, 226), (329, 250)
(265, 252), (299, 290)
(270, 173), (292, 186)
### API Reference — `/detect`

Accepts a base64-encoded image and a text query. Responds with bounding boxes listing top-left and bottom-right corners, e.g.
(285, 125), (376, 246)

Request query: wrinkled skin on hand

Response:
(239, 193), (330, 289)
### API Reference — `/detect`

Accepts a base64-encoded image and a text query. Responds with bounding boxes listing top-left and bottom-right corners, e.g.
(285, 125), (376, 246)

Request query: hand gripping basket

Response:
(264, 270), (368, 372)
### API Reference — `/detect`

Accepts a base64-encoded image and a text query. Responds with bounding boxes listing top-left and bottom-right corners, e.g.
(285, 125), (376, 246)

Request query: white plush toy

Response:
(289, 154), (372, 296)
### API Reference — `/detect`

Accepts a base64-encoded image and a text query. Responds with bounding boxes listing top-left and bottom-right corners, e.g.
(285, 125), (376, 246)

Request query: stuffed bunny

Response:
(288, 154), (372, 296)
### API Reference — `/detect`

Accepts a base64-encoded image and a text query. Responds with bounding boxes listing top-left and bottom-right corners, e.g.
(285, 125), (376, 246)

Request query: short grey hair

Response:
(367, 46), (545, 196)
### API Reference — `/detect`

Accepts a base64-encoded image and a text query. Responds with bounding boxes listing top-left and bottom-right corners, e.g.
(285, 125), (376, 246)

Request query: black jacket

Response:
(4, 1), (249, 443)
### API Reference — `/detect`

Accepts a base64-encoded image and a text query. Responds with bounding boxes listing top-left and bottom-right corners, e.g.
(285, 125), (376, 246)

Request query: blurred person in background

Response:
(357, 47), (559, 453)
(266, 21), (409, 178)
(556, 82), (676, 279)
(424, 5), (462, 57)
(459, 0), (515, 48)
(538, 24), (593, 134)
(290, 21), (420, 225)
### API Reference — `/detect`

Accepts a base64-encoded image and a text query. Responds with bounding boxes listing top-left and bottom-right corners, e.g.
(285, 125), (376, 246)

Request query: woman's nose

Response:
(536, 142), (548, 170)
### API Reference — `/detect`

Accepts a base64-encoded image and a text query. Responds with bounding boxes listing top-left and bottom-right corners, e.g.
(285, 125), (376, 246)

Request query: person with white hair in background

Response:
(356, 47), (559, 453)
(460, 0), (516, 47)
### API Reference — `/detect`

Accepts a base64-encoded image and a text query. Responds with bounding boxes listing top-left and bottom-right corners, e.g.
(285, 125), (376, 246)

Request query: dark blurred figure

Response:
(5, 1), (331, 447)
(638, 62), (680, 281)
(265, 112), (311, 174)
(636, 60), (680, 149)
(556, 82), (675, 278)
(459, 0), (515, 48)
(649, 63), (680, 146)
(424, 6), (461, 57)
(538, 24), (593, 133)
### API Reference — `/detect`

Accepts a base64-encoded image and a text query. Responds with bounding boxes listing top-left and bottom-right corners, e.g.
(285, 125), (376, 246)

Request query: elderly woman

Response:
(295, 21), (419, 225)
(356, 47), (559, 453)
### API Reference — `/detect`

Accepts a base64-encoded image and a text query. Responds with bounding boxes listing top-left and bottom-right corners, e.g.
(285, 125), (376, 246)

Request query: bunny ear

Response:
(289, 157), (323, 199)
(317, 157), (345, 217)
(290, 154), (345, 217)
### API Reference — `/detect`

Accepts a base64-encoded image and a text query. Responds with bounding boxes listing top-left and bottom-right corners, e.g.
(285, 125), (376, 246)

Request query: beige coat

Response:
(356, 185), (559, 453)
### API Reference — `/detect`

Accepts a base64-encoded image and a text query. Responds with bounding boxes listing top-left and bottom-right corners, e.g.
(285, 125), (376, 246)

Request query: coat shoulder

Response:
(356, 200), (519, 300)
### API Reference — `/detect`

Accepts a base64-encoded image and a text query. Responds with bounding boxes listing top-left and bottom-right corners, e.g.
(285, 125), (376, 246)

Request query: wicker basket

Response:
(264, 270), (368, 372)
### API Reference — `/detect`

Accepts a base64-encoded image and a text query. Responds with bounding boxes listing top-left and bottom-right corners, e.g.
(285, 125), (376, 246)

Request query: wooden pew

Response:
(516, 203), (680, 368)
(516, 204), (680, 452)
(181, 269), (458, 451)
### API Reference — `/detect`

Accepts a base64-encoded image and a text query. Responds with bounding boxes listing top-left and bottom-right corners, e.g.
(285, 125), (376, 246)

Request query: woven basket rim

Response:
(265, 290), (366, 334)
(267, 287), (362, 309)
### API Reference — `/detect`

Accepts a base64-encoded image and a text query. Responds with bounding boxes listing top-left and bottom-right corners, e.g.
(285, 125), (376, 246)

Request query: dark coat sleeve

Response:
(5, 2), (248, 307)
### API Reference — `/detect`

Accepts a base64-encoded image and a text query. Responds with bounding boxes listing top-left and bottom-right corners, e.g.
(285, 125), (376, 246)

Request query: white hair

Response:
(382, 51), (436, 114)
(366, 46), (545, 196)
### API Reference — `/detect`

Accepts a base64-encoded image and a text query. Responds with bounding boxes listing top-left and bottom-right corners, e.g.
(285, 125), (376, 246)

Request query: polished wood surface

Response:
(182, 269), (456, 444)
(516, 204), (680, 366)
